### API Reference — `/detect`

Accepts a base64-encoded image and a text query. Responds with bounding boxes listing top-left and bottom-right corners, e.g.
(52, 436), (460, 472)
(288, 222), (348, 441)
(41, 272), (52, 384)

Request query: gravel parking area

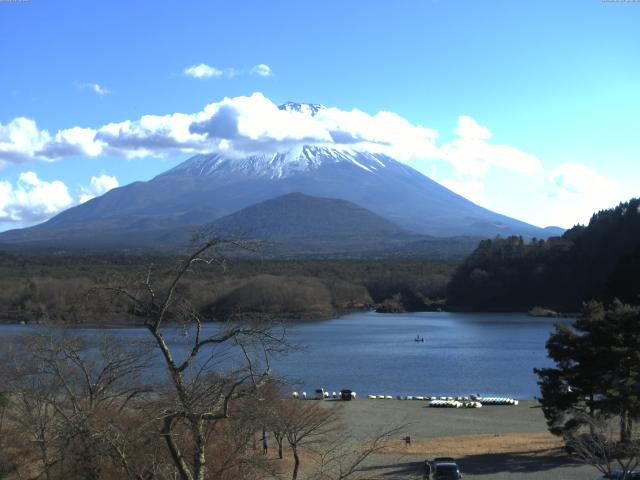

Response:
(321, 399), (597, 479)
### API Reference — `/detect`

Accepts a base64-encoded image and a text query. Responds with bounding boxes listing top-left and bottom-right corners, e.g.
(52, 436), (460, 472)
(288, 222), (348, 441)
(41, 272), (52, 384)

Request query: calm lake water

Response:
(0, 311), (567, 399)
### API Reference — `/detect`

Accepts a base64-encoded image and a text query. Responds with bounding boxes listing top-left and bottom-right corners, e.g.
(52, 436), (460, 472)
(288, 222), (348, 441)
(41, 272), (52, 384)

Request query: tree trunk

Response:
(620, 410), (630, 443)
(162, 418), (193, 480)
(79, 439), (101, 480)
(589, 393), (595, 436)
(273, 431), (284, 459)
(291, 446), (300, 480)
(38, 434), (53, 480)
(193, 421), (207, 480)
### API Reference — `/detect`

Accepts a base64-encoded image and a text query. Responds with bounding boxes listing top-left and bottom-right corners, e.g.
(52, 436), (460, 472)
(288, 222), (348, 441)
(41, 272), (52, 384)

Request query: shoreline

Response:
(0, 306), (576, 327)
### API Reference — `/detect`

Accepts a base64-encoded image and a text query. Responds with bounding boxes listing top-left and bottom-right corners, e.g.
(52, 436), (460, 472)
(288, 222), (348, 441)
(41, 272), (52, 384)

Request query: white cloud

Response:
(0, 172), (73, 223)
(0, 92), (548, 192)
(480, 161), (628, 229)
(440, 116), (542, 178)
(184, 64), (225, 79)
(0, 93), (546, 195)
(421, 115), (543, 206)
(0, 117), (52, 165)
(184, 63), (273, 79)
(0, 172), (121, 226)
(455, 115), (491, 140)
(250, 64), (273, 77)
(542, 162), (623, 226)
(79, 82), (110, 96)
(549, 162), (616, 197)
(2, 92), (632, 230)
(79, 174), (119, 203)
(0, 93), (446, 163)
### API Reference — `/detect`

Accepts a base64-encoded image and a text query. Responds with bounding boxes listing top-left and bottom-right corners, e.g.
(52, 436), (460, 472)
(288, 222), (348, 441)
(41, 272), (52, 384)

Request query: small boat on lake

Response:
(414, 335), (424, 342)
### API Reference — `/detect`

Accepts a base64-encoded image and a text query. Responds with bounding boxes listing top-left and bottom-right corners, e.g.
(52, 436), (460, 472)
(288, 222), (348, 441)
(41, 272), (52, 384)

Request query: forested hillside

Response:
(447, 198), (640, 311)
(0, 254), (454, 323)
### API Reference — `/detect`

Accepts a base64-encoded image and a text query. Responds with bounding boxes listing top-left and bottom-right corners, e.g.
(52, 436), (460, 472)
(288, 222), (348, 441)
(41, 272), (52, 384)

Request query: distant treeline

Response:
(447, 198), (640, 312)
(0, 253), (455, 324)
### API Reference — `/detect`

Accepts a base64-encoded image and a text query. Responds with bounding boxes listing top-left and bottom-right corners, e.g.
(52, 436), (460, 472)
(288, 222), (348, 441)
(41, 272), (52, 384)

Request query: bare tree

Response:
(308, 425), (404, 480)
(266, 408), (287, 460)
(201, 394), (281, 480)
(103, 237), (287, 480)
(1, 355), (61, 480)
(0, 333), (155, 480)
(265, 397), (403, 480)
(567, 413), (640, 478)
(275, 400), (341, 480)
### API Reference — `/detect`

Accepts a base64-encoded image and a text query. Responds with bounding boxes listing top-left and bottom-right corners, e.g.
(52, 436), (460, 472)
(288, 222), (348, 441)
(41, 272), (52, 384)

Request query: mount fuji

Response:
(0, 102), (562, 252)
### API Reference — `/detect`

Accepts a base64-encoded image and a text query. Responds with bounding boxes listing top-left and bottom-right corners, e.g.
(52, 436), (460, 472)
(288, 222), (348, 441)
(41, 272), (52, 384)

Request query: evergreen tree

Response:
(535, 300), (640, 442)
(447, 197), (640, 311)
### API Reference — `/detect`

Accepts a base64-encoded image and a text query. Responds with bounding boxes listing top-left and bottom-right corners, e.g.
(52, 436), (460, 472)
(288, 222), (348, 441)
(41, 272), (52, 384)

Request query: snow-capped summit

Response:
(164, 145), (394, 180)
(278, 101), (325, 116)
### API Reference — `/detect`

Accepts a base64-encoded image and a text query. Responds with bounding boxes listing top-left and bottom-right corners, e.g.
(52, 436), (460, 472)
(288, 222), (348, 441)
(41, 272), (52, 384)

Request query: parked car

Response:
(433, 457), (456, 464)
(340, 389), (353, 401)
(433, 460), (462, 480)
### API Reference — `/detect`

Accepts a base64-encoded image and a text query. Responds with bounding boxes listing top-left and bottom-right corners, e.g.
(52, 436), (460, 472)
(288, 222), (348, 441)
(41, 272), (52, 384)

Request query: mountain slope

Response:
(210, 192), (409, 241)
(162, 145), (554, 237)
(200, 192), (481, 258)
(0, 103), (560, 251)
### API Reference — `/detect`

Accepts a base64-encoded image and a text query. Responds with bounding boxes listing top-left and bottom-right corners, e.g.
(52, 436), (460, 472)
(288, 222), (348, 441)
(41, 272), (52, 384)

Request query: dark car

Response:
(340, 389), (353, 401)
(433, 457), (456, 464)
(433, 462), (462, 480)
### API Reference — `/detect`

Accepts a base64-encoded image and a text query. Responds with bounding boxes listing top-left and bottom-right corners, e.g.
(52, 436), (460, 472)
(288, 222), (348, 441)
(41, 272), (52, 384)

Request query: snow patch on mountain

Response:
(164, 145), (396, 179)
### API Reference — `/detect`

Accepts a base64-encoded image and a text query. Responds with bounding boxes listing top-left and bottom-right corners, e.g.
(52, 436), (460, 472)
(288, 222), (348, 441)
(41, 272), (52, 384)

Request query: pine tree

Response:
(535, 300), (640, 442)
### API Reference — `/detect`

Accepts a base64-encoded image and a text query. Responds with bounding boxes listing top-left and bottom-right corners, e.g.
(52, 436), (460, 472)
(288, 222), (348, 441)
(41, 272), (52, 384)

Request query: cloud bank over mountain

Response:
(0, 92), (539, 177)
(0, 93), (625, 229)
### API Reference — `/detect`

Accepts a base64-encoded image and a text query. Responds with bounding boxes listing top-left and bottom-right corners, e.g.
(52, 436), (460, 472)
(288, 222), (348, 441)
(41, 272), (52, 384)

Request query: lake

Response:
(0, 311), (567, 399)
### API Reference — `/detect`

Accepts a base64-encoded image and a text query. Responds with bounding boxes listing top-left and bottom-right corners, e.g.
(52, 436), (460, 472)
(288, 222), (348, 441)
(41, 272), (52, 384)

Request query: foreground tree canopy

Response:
(535, 299), (640, 443)
(535, 299), (640, 478)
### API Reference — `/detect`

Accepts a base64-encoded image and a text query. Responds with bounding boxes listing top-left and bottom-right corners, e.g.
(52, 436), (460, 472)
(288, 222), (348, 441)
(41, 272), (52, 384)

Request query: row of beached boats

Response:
(366, 394), (519, 407)
(291, 390), (519, 407)
(291, 389), (357, 400)
(427, 397), (518, 408)
(429, 399), (483, 408)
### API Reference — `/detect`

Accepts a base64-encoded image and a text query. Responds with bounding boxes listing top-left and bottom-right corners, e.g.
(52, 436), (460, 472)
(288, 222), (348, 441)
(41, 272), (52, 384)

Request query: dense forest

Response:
(0, 253), (454, 324)
(447, 198), (640, 312)
(3, 198), (638, 322)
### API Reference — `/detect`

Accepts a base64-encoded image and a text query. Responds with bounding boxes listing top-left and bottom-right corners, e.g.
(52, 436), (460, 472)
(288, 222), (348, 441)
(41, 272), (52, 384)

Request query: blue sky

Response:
(1, 0), (639, 231)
